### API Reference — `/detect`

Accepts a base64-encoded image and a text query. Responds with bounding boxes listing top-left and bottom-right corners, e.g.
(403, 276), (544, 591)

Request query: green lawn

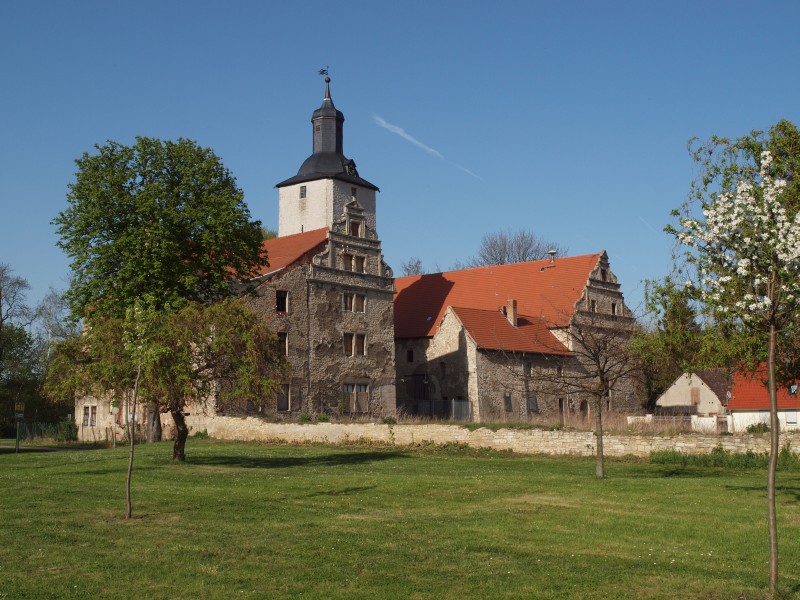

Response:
(1, 439), (798, 599)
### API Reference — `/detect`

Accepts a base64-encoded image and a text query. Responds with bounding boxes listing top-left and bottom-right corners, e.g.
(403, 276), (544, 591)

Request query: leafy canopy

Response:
(54, 137), (268, 322)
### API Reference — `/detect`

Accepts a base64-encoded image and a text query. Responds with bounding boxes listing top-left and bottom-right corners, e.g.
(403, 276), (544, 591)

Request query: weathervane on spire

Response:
(318, 66), (329, 79)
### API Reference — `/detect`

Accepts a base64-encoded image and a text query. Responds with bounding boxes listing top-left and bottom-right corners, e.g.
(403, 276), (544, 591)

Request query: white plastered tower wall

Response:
(279, 179), (377, 236)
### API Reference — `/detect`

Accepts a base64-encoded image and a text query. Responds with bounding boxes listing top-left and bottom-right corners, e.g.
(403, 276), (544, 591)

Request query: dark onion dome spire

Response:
(276, 77), (378, 191)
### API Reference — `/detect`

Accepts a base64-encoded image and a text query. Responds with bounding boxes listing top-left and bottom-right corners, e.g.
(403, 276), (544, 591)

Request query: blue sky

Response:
(2, 0), (799, 314)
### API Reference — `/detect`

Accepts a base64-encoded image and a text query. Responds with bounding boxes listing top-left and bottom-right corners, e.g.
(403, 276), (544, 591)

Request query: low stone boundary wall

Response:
(172, 414), (800, 458)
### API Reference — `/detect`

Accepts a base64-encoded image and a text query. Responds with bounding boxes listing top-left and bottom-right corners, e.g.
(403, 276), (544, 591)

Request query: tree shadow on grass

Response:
(307, 485), (377, 497)
(725, 483), (800, 503)
(188, 450), (409, 470)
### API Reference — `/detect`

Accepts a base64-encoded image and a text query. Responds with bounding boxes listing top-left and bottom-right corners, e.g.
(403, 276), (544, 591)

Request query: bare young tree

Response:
(466, 228), (568, 267)
(555, 310), (641, 478)
(0, 264), (33, 379)
(400, 257), (426, 277)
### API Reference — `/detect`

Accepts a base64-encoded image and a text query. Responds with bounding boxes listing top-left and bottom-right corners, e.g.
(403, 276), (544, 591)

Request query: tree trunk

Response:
(171, 410), (188, 463)
(594, 395), (604, 479)
(126, 363), (142, 519)
(767, 322), (779, 596)
(145, 400), (162, 443)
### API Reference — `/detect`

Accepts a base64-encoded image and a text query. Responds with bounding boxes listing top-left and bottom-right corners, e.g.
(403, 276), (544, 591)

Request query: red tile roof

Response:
(394, 254), (600, 338)
(255, 228), (329, 276)
(452, 307), (571, 355)
(728, 367), (800, 410)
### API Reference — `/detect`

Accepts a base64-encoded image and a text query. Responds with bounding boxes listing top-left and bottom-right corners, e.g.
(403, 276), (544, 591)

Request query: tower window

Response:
(349, 220), (361, 237)
(351, 187), (357, 199)
(611, 302), (617, 316)
(590, 299), (597, 313)
(299, 186), (307, 199)
(276, 290), (288, 312)
(354, 256), (366, 273)
(342, 253), (353, 271)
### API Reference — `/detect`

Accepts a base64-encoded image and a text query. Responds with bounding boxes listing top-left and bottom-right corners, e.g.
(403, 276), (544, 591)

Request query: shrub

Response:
(55, 418), (78, 442)
(298, 414), (313, 423)
(316, 414), (330, 423)
(382, 416), (397, 425)
(192, 429), (210, 439)
(746, 422), (770, 434)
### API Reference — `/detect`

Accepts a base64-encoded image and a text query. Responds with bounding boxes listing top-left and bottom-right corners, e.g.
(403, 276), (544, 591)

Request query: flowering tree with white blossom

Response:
(669, 120), (800, 596)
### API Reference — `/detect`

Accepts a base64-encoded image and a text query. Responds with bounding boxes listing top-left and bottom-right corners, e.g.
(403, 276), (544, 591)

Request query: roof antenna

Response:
(547, 249), (557, 264)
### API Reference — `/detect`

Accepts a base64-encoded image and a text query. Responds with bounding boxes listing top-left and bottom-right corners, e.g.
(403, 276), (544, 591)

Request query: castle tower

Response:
(276, 77), (379, 237)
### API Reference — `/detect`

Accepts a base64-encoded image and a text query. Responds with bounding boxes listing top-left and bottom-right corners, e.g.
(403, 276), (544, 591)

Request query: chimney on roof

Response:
(547, 249), (557, 264)
(506, 299), (518, 327)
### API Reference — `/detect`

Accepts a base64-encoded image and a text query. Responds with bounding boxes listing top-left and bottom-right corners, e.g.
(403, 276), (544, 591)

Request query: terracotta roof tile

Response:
(394, 254), (600, 338)
(728, 367), (800, 410)
(452, 307), (571, 355)
(256, 228), (329, 276)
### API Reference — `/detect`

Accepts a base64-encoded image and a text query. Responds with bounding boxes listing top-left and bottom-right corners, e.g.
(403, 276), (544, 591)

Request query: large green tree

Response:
(53, 137), (269, 442)
(669, 120), (800, 596)
(53, 137), (267, 323)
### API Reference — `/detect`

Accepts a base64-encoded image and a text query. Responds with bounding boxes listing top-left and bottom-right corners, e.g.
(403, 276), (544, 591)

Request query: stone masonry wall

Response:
(170, 413), (800, 457)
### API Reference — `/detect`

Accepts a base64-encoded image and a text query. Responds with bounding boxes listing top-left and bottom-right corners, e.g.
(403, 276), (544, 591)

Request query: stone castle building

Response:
(74, 77), (640, 440)
(246, 77), (396, 418)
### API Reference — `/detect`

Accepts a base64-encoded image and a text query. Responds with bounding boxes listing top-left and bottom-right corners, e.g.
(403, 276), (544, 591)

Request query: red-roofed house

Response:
(394, 252), (641, 421)
(728, 369), (800, 432)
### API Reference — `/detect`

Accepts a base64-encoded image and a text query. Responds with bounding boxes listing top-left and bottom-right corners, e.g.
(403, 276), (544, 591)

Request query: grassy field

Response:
(1, 439), (799, 599)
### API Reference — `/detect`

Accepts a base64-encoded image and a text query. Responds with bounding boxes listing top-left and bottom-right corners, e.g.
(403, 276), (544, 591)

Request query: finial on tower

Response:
(319, 67), (331, 98)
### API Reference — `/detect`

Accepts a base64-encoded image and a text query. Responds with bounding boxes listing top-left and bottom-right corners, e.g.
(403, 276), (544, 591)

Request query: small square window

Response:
(276, 290), (288, 313)
(299, 185), (307, 199)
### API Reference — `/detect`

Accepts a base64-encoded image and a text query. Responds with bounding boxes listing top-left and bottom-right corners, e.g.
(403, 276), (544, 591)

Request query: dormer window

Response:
(349, 220), (361, 237)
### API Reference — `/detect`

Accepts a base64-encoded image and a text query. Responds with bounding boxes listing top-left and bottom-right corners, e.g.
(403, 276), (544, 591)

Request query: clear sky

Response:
(2, 0), (799, 314)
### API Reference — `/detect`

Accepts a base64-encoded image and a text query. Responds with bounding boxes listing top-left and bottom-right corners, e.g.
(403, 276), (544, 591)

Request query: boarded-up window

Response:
(343, 333), (354, 356)
(504, 391), (513, 412)
(526, 393), (539, 413)
(691, 387), (700, 405)
(343, 383), (369, 413)
(354, 294), (365, 312)
(343, 294), (354, 311)
(277, 384), (290, 411)
(354, 334), (366, 356)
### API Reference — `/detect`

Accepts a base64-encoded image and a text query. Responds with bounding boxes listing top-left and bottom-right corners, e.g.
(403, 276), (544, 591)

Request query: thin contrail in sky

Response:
(372, 114), (482, 180)
(638, 216), (661, 234)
